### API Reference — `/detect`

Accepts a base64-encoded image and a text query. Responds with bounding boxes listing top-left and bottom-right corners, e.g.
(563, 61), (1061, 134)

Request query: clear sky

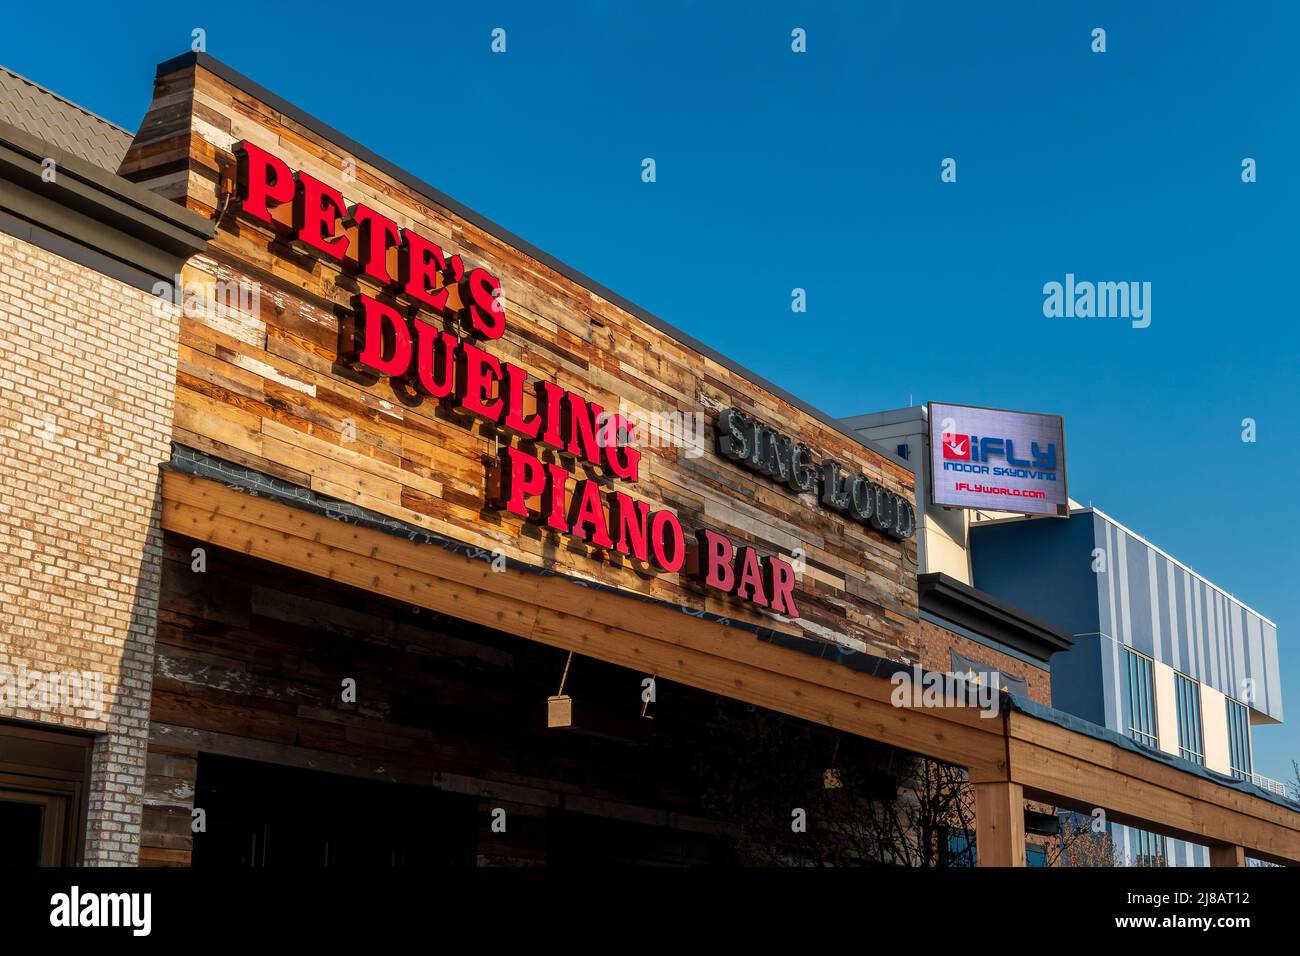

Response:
(4, 2), (1297, 782)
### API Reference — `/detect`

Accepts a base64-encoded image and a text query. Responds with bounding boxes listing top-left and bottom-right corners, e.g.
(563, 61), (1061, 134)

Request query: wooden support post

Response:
(1209, 843), (1246, 868)
(974, 781), (1026, 867)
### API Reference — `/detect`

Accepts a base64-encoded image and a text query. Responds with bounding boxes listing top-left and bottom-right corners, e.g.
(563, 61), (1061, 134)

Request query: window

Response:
(0, 721), (90, 866)
(945, 829), (976, 867)
(1175, 673), (1204, 765)
(944, 831), (1047, 867)
(1131, 827), (1167, 867)
(1226, 697), (1252, 781)
(1123, 649), (1158, 749)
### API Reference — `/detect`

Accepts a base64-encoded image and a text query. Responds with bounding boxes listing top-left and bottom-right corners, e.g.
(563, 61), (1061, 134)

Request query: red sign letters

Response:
(233, 141), (803, 618)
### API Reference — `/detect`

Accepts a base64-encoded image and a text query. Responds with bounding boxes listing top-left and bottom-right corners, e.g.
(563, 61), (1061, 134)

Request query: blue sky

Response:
(4, 2), (1298, 781)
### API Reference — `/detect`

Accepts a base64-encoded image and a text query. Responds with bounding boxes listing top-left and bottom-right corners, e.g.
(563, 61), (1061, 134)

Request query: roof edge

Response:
(0, 117), (213, 281)
(0, 63), (133, 136)
(1084, 507), (1277, 627)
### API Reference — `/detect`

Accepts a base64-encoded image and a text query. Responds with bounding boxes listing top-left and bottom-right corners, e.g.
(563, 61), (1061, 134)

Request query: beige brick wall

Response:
(0, 231), (179, 864)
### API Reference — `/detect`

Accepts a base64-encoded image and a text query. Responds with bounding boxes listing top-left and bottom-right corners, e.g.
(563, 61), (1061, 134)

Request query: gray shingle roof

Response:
(0, 64), (134, 172)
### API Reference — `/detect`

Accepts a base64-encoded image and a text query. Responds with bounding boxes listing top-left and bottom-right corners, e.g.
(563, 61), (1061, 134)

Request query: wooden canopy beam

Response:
(1005, 712), (1300, 866)
(160, 470), (1008, 776)
(159, 470), (1300, 865)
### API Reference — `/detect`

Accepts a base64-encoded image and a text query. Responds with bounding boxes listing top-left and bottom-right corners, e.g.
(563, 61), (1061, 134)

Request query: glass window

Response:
(1175, 673), (1204, 765)
(1132, 827), (1167, 867)
(946, 830), (976, 867)
(1124, 649), (1158, 749)
(1226, 697), (1252, 781)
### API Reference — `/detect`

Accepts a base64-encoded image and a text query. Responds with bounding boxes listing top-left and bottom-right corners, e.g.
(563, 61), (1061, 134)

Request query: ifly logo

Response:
(941, 433), (1056, 470)
(942, 434), (970, 460)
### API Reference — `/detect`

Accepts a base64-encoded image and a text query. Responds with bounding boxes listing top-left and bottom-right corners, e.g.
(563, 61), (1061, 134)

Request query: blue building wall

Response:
(1042, 636), (1108, 727)
(965, 512), (1100, 638)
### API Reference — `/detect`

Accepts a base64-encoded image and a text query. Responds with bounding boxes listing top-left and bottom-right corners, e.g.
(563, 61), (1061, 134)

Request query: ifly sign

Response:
(928, 403), (1068, 516)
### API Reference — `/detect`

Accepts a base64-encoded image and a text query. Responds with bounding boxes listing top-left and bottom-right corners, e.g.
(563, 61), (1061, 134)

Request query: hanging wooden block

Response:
(547, 694), (573, 729)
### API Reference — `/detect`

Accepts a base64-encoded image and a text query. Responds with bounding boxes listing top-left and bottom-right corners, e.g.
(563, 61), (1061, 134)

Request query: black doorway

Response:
(192, 755), (476, 867)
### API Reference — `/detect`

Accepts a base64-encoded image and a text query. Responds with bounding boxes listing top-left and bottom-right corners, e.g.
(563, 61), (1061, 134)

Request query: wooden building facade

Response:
(127, 53), (931, 866)
(4, 51), (1298, 868)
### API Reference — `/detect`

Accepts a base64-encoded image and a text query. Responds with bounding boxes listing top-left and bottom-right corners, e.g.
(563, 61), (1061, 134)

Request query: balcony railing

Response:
(1251, 773), (1289, 798)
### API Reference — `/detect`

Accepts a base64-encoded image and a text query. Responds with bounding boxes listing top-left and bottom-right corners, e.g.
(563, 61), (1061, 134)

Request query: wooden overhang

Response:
(161, 469), (1300, 866)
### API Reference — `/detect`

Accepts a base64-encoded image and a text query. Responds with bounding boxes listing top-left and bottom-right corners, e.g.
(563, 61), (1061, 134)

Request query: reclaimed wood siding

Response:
(122, 64), (919, 662)
(144, 537), (730, 866)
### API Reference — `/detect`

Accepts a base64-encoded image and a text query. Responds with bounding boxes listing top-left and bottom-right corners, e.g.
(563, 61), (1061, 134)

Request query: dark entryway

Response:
(547, 809), (730, 866)
(191, 754), (477, 867)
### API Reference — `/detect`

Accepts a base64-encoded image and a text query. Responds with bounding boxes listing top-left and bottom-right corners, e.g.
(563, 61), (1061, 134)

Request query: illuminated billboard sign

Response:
(928, 402), (1068, 516)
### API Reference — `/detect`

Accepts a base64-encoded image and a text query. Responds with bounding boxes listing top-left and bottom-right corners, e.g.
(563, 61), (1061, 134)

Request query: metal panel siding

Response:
(971, 510), (1282, 723)
(1223, 596), (1235, 693)
(1092, 516), (1283, 724)
(1213, 589), (1223, 688)
(1149, 548), (1170, 660)
(1165, 558), (1181, 672)
(1115, 527), (1131, 648)
(1203, 583), (1219, 690)
(1191, 578), (1204, 682)
(1221, 596), (1233, 692)
(1231, 601), (1243, 697)
(1221, 600), (1233, 698)
(1212, 588), (1224, 688)
(1100, 518), (1115, 641)
(1101, 520), (1124, 731)
(1219, 598), (1231, 698)
(1231, 603), (1245, 704)
(1098, 643), (1117, 729)
(1246, 615), (1264, 715)
(1265, 621), (1282, 720)
(1098, 515), (1115, 638)
(1127, 532), (1152, 656)
(1268, 621), (1279, 716)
